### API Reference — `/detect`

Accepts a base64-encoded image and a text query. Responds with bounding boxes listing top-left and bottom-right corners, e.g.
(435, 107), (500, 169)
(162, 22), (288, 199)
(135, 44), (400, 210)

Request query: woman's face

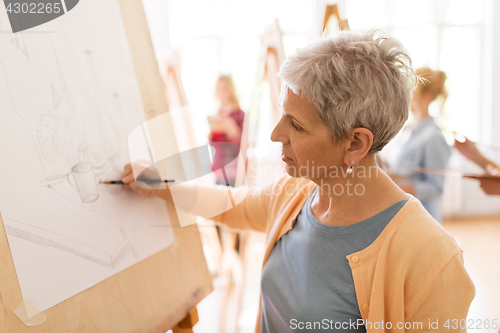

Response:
(215, 80), (232, 105)
(270, 89), (346, 181)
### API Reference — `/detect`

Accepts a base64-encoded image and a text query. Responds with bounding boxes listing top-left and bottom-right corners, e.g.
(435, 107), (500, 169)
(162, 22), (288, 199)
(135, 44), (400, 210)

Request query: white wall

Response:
(491, 0), (500, 150)
(443, 0), (500, 218)
(141, 0), (170, 73)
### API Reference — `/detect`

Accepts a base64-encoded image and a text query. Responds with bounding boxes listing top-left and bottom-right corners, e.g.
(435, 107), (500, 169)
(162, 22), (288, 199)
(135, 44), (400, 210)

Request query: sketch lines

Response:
(4, 217), (132, 269)
(0, 60), (48, 178)
(0, 0), (174, 312)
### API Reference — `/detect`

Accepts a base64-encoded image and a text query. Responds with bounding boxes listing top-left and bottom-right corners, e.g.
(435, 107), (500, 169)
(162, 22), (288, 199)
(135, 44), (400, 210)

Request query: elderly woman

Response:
(122, 31), (475, 332)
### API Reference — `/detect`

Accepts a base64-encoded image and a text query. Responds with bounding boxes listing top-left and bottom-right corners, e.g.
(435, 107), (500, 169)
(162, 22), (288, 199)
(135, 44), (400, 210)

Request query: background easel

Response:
(236, 19), (286, 188)
(161, 49), (225, 280)
(216, 19), (287, 333)
(323, 4), (349, 34)
(0, 0), (212, 332)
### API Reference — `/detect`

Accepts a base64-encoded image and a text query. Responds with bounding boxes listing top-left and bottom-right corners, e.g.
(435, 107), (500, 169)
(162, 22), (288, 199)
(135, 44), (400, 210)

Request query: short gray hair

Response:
(278, 30), (417, 154)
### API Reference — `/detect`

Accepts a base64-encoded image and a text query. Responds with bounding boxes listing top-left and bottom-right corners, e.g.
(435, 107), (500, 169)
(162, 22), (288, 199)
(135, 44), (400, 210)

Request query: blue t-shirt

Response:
(260, 187), (408, 332)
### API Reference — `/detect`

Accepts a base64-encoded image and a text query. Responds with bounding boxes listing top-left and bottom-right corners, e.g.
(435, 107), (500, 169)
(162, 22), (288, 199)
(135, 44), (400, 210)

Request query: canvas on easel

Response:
(0, 0), (212, 332)
(236, 19), (286, 188)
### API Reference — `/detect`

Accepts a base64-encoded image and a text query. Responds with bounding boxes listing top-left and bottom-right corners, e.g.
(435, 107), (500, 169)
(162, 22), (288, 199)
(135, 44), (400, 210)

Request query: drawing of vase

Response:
(67, 162), (99, 203)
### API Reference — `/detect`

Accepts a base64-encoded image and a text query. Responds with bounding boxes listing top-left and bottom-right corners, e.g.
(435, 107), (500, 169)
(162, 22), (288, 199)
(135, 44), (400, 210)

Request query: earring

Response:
(346, 162), (353, 174)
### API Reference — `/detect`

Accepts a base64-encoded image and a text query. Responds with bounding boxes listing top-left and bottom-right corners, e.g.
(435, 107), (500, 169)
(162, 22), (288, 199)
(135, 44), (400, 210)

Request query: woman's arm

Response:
(187, 182), (272, 232)
(454, 138), (498, 170)
(454, 139), (500, 195)
(121, 162), (279, 233)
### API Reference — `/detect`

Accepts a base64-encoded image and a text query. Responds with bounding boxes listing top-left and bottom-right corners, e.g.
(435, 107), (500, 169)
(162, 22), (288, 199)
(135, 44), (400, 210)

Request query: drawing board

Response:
(0, 0), (212, 331)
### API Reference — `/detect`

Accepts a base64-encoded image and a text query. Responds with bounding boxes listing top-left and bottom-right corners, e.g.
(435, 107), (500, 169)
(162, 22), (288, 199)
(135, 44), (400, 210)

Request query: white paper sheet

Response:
(0, 0), (174, 311)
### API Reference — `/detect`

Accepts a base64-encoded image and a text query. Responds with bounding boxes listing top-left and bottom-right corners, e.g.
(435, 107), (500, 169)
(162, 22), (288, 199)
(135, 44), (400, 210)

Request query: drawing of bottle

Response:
(67, 162), (99, 203)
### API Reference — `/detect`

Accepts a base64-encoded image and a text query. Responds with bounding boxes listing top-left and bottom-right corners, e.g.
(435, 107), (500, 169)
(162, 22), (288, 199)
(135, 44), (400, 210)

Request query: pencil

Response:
(100, 179), (175, 185)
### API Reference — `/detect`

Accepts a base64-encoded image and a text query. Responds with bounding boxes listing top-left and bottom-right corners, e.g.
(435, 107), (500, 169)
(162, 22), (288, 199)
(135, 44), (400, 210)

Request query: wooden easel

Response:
(0, 0), (212, 332)
(322, 4), (349, 34)
(163, 51), (189, 114)
(216, 19), (286, 333)
(171, 308), (199, 333)
(236, 19), (286, 188)
(161, 50), (225, 277)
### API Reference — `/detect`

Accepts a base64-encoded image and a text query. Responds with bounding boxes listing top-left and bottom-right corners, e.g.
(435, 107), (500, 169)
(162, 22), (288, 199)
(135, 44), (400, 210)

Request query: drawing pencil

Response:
(100, 179), (175, 184)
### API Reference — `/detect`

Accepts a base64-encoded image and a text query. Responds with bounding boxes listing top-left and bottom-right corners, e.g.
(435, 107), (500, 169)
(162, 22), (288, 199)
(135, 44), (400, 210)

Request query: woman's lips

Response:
(281, 153), (292, 162)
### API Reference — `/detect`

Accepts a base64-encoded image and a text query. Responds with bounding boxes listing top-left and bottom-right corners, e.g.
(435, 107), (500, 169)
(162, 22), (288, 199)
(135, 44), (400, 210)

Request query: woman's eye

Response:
(291, 120), (301, 131)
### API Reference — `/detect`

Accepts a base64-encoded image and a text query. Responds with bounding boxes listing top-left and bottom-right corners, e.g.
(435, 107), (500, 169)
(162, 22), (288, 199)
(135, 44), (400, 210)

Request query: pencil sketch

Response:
(4, 217), (132, 268)
(0, 0), (175, 312)
(35, 41), (129, 203)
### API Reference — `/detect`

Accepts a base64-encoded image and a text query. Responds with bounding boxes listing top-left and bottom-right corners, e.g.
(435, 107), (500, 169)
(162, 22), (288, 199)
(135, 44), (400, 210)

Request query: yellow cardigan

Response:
(192, 175), (475, 332)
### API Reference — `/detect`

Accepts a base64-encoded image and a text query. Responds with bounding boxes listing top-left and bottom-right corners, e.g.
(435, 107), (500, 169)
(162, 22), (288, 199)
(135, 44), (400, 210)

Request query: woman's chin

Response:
(284, 164), (297, 178)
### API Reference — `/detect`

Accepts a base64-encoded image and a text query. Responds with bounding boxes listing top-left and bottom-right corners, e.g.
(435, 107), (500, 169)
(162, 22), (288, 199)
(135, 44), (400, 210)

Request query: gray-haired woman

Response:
(122, 30), (475, 332)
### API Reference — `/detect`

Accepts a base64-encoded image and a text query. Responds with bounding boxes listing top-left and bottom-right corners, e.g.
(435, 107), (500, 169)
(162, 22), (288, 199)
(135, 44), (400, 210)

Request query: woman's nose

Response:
(270, 117), (288, 144)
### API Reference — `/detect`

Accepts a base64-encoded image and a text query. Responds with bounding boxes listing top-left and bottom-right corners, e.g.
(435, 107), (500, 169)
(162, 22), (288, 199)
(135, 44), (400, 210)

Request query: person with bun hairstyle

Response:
(391, 67), (451, 223)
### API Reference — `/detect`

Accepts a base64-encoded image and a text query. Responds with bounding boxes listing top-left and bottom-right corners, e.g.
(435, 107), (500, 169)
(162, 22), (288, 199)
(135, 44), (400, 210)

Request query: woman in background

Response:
(455, 138), (500, 195)
(391, 68), (450, 222)
(208, 75), (245, 187)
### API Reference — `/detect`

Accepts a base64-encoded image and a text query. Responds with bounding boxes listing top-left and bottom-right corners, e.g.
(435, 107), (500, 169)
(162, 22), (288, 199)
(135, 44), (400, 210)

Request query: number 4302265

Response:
(444, 319), (498, 330)
(6, 3), (62, 14)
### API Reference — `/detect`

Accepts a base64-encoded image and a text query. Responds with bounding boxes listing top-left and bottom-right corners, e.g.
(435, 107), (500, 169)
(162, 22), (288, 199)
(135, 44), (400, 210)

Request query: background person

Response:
(390, 67), (450, 223)
(123, 31), (475, 333)
(454, 138), (500, 195)
(208, 75), (245, 187)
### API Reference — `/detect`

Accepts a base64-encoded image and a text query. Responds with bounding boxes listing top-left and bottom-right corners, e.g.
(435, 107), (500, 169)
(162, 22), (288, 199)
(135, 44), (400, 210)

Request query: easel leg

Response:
(172, 307), (199, 333)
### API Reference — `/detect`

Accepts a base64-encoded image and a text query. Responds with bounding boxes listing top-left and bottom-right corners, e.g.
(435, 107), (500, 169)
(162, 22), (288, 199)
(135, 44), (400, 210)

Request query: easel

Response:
(163, 51), (189, 113)
(171, 308), (199, 333)
(322, 4), (349, 34)
(218, 19), (286, 333)
(161, 49), (225, 277)
(236, 19), (286, 188)
(0, 0), (212, 332)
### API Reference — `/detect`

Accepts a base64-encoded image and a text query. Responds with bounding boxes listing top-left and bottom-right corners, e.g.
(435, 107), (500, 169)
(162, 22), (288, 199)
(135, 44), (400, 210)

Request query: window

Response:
(347, 0), (486, 141)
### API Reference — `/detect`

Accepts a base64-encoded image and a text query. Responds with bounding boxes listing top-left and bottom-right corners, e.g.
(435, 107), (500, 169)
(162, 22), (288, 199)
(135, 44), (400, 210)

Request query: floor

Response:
(443, 216), (500, 333)
(190, 215), (500, 333)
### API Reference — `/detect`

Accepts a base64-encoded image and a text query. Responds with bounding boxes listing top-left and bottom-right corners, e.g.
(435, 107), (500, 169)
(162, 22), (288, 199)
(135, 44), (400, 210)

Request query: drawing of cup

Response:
(67, 162), (99, 203)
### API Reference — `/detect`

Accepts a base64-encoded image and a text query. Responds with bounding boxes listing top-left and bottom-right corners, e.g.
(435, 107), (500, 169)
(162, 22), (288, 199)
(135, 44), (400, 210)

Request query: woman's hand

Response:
(468, 164), (500, 195)
(218, 116), (240, 140)
(208, 114), (240, 141)
(466, 175), (500, 196)
(121, 162), (199, 209)
(478, 178), (500, 195)
(121, 162), (169, 201)
(454, 138), (491, 169)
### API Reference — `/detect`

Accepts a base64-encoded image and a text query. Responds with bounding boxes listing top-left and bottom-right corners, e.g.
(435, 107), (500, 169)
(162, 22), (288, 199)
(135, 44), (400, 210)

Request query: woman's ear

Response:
(344, 128), (374, 165)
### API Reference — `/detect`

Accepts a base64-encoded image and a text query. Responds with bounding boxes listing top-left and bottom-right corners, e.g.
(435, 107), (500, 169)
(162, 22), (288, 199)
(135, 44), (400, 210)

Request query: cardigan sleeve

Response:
(186, 175), (291, 233)
(405, 252), (476, 332)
